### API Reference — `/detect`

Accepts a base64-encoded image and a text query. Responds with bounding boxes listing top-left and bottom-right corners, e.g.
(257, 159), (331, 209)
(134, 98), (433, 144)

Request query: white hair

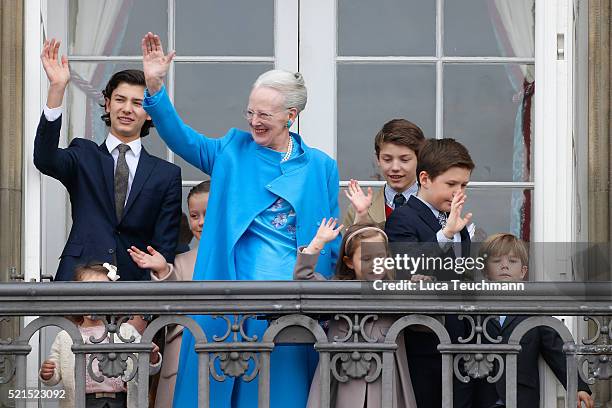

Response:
(252, 69), (307, 113)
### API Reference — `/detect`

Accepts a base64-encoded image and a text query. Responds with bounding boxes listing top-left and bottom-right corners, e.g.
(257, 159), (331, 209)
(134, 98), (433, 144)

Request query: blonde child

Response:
(39, 263), (161, 408)
(453, 234), (594, 408)
(127, 180), (209, 407)
(294, 218), (417, 408)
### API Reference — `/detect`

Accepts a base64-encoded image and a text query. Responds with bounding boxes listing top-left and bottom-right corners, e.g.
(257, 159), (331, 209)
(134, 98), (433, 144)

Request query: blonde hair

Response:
(479, 233), (528, 266)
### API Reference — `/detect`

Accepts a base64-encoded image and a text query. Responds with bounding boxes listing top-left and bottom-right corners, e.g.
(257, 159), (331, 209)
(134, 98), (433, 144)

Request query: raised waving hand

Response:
(41, 39), (70, 108)
(344, 179), (374, 224)
(441, 191), (472, 239)
(141, 32), (176, 94)
(303, 218), (344, 255)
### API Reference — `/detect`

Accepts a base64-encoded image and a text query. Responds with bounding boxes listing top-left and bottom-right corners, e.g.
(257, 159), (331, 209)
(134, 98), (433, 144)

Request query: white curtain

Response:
(489, 0), (535, 241)
(68, 0), (133, 142)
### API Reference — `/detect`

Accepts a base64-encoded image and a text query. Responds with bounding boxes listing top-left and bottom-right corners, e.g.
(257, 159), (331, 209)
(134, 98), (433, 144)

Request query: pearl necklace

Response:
(281, 136), (293, 162)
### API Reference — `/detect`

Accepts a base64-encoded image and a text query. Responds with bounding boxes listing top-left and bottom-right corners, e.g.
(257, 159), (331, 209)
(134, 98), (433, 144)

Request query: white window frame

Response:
(300, 0), (578, 250)
(300, 3), (580, 407)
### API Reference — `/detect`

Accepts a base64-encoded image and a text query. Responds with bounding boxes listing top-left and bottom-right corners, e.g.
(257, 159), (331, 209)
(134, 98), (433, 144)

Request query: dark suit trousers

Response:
(405, 329), (442, 408)
(85, 392), (127, 408)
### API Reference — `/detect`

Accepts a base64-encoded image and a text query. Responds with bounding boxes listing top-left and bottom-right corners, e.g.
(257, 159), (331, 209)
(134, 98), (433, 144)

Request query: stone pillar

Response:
(588, 1), (612, 406)
(0, 1), (23, 406)
(0, 4), (23, 279)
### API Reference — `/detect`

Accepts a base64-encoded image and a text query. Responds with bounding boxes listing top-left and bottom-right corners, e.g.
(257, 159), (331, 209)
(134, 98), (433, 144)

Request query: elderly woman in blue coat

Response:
(141, 33), (340, 407)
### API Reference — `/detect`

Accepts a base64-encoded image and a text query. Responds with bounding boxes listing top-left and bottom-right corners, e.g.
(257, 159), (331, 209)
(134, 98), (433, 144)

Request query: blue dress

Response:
(174, 142), (316, 407)
(142, 87), (340, 408)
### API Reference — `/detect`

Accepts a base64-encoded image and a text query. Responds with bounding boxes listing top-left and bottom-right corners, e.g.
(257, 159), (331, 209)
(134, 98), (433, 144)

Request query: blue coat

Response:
(143, 86), (340, 407)
(143, 85), (340, 281)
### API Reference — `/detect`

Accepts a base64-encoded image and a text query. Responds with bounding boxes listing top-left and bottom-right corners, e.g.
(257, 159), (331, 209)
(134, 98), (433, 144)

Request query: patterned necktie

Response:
(114, 144), (130, 221)
(437, 211), (447, 228)
(393, 193), (406, 209)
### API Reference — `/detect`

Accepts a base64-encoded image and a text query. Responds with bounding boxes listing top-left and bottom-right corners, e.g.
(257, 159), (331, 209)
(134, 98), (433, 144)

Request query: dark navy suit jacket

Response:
(453, 315), (591, 408)
(385, 195), (471, 281)
(34, 114), (182, 281)
(385, 195), (472, 408)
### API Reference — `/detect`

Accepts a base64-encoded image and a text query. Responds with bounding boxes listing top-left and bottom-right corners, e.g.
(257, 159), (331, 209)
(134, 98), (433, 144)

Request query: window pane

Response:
(338, 0), (435, 56)
(69, 0), (168, 56)
(173, 62), (274, 180)
(444, 64), (534, 182)
(337, 63), (435, 181)
(444, 0), (535, 57)
(176, 0), (274, 56)
(465, 188), (533, 242)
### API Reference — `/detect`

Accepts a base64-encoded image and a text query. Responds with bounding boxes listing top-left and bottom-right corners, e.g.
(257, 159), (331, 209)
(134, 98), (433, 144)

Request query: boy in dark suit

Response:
(385, 138), (475, 408)
(34, 39), (181, 281)
(453, 233), (593, 408)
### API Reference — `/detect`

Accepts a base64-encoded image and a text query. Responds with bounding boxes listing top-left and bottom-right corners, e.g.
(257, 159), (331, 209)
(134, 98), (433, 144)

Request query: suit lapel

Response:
(98, 143), (117, 219)
(123, 148), (156, 219)
(407, 196), (443, 234)
(368, 188), (387, 226)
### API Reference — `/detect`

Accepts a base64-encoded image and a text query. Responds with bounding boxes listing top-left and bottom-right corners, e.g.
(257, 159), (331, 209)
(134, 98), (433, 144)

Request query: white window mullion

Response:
(23, 0), (45, 393)
(533, 0), (574, 246)
(298, 0), (336, 158)
(167, 0), (175, 164)
(435, 0), (444, 139)
(534, 1), (577, 405)
(274, 0), (299, 73)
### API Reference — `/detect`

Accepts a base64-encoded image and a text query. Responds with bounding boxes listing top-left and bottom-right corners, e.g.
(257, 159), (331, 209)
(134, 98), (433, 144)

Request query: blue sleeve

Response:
(326, 160), (341, 276)
(143, 86), (233, 175)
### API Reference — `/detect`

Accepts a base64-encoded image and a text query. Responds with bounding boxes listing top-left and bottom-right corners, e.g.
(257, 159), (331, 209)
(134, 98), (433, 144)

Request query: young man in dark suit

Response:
(34, 39), (181, 281)
(385, 138), (476, 408)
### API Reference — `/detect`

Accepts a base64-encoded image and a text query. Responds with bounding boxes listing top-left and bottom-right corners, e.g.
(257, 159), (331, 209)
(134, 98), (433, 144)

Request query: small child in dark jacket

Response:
(453, 233), (593, 408)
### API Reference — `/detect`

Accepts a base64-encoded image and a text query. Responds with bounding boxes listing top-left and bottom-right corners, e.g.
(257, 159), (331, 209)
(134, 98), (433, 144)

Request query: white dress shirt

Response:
(43, 104), (63, 122)
(43, 105), (142, 204)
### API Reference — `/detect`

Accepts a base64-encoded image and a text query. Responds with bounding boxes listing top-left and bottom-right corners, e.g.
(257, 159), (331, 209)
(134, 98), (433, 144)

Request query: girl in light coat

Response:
(39, 263), (161, 408)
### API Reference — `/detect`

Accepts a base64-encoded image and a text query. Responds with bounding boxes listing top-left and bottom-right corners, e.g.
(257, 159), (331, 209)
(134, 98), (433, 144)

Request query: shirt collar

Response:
(415, 194), (441, 218)
(105, 133), (142, 157)
(384, 181), (418, 207)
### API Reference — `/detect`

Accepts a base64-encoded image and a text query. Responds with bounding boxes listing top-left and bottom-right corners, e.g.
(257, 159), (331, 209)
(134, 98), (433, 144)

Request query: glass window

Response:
(337, 63), (436, 181)
(444, 64), (534, 182)
(176, 0), (274, 56)
(338, 0), (436, 56)
(69, 0), (168, 56)
(466, 188), (532, 242)
(444, 0), (535, 57)
(335, 0), (535, 240)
